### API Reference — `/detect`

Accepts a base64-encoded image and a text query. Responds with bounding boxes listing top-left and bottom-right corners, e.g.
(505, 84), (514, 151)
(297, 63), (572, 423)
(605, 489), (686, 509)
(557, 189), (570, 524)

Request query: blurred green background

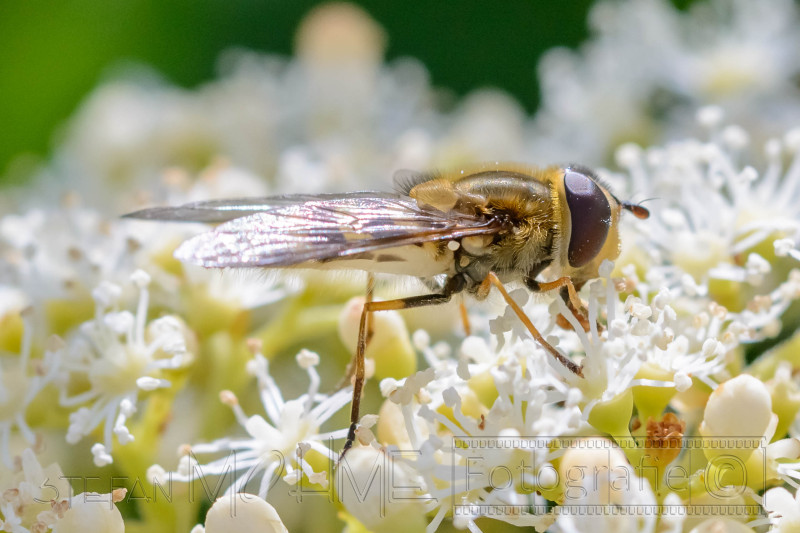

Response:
(0, 0), (698, 183)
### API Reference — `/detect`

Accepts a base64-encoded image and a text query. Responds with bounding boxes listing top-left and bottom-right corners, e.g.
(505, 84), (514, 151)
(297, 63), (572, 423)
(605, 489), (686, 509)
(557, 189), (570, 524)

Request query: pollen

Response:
(447, 240), (460, 251)
(643, 413), (686, 466)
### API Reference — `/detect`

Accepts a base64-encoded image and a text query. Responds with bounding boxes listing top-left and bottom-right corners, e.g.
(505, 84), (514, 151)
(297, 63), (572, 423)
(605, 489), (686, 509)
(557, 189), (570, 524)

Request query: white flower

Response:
(0, 449), (71, 533)
(529, 0), (800, 165)
(154, 345), (350, 500)
(488, 287), (537, 349)
(194, 493), (288, 533)
(0, 448), (125, 533)
(617, 114), (800, 297)
(0, 192), (284, 340)
(0, 313), (60, 468)
(51, 491), (127, 533)
(555, 438), (658, 533)
(379, 336), (569, 532)
(3, 2), (800, 531)
(764, 486), (800, 531)
(554, 263), (727, 416)
(0, 205), (137, 324)
(58, 271), (193, 466)
(694, 375), (800, 493)
(698, 374), (777, 461)
(337, 446), (428, 533)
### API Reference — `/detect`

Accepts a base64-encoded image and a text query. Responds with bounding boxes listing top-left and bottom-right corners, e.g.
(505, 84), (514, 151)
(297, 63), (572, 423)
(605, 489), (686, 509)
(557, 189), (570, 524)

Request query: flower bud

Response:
(202, 493), (288, 533)
(699, 375), (777, 463)
(336, 447), (426, 533)
(53, 492), (126, 533)
(338, 296), (417, 380)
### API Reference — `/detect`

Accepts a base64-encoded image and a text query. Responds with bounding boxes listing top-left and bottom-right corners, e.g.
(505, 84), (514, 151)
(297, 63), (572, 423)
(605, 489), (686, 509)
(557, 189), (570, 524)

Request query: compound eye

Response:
(564, 169), (611, 268)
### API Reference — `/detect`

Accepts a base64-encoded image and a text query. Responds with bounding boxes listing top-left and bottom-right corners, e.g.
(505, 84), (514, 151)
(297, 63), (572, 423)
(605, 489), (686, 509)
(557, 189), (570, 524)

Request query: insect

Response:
(125, 162), (649, 455)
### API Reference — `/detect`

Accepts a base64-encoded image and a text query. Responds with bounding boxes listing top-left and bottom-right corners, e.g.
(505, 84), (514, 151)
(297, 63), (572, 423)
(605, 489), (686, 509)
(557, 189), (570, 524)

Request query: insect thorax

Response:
(453, 190), (557, 287)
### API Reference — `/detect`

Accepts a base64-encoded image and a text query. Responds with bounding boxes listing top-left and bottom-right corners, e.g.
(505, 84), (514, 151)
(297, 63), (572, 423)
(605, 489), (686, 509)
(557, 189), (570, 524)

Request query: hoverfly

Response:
(125, 163), (649, 455)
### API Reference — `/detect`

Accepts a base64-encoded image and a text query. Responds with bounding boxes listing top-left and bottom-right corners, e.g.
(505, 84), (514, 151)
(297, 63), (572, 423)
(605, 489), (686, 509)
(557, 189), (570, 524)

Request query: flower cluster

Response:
(148, 343), (351, 500)
(0, 448), (125, 533)
(58, 271), (193, 467)
(529, 0), (800, 166)
(3, 0), (800, 532)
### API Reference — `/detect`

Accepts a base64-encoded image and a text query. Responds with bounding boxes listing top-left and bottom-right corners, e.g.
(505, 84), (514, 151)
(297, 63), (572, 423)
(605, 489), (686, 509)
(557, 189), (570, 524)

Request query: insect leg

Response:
(459, 298), (471, 336)
(341, 275), (466, 459)
(555, 286), (600, 333)
(336, 273), (377, 391)
(527, 277), (583, 312)
(480, 272), (583, 377)
(365, 273), (376, 343)
(526, 277), (594, 333)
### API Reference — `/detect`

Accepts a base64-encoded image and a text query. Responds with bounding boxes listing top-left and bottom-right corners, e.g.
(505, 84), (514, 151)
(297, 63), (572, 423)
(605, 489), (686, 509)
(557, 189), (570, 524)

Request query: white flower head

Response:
(377, 336), (572, 532)
(529, 0), (800, 165)
(3, 2), (800, 531)
(156, 345), (350, 500)
(0, 204), (142, 328)
(618, 115), (800, 303)
(58, 273), (193, 466)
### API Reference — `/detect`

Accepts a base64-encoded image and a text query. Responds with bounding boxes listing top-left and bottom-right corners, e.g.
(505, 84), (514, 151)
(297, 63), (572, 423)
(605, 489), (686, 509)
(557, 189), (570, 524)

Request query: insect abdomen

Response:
(300, 242), (456, 277)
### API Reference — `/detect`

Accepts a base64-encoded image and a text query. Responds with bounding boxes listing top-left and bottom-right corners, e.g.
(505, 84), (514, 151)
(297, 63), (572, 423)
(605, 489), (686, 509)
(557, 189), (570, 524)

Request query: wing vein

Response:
(130, 194), (505, 269)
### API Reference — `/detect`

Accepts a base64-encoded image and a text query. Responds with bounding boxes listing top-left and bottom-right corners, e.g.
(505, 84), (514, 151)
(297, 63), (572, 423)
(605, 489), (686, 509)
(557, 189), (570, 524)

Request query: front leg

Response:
(525, 276), (583, 311)
(479, 272), (583, 377)
(525, 276), (593, 333)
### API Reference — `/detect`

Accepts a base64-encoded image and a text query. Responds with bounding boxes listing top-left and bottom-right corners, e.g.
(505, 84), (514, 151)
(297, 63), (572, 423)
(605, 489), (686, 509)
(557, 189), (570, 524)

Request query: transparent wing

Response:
(131, 193), (504, 268)
(124, 192), (402, 224)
